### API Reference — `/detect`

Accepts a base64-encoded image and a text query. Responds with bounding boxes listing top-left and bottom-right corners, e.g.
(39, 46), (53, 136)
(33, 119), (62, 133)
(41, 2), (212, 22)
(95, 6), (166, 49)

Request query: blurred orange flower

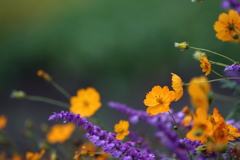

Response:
(186, 108), (213, 144)
(114, 120), (130, 140)
(26, 149), (45, 160)
(144, 86), (175, 115)
(171, 73), (183, 101)
(200, 57), (211, 75)
(46, 123), (75, 144)
(0, 115), (7, 129)
(74, 141), (110, 160)
(181, 106), (193, 127)
(11, 153), (22, 160)
(214, 10), (240, 42)
(70, 87), (101, 117)
(188, 76), (211, 110)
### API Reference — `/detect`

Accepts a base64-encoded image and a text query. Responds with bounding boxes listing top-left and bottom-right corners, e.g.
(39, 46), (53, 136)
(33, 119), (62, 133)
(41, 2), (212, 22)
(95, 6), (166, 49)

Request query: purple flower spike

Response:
(48, 111), (155, 160)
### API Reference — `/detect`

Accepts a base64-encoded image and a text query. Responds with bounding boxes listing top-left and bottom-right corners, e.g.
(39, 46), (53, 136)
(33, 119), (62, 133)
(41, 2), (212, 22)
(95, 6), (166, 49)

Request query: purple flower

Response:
(48, 111), (155, 160)
(222, 0), (240, 13)
(224, 64), (240, 73)
(224, 70), (240, 84)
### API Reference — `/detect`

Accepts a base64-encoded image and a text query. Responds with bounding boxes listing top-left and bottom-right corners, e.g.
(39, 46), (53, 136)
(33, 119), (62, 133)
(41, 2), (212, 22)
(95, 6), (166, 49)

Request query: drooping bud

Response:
(174, 42), (189, 50)
(193, 51), (206, 60)
(37, 70), (51, 82)
(233, 33), (239, 40)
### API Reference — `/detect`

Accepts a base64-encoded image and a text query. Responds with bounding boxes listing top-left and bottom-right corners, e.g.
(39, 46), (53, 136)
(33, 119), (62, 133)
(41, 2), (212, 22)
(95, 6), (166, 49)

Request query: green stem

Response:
(184, 77), (240, 86)
(228, 134), (240, 141)
(213, 93), (239, 103)
(189, 46), (236, 63)
(25, 95), (70, 109)
(210, 61), (228, 67)
(234, 28), (240, 34)
(168, 111), (192, 160)
(211, 69), (226, 78)
(50, 80), (72, 99)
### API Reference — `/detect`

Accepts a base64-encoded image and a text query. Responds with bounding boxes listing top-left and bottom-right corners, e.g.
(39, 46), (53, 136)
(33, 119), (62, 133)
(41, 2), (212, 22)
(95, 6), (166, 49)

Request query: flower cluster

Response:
(48, 111), (155, 160)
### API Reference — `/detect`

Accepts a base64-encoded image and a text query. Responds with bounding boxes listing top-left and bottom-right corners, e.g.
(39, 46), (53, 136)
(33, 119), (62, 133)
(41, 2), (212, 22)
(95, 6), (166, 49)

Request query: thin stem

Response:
(229, 134), (240, 141)
(189, 46), (235, 63)
(184, 77), (240, 86)
(211, 69), (226, 78)
(168, 111), (192, 160)
(234, 28), (240, 34)
(210, 61), (228, 67)
(213, 93), (239, 103)
(25, 95), (70, 109)
(50, 80), (72, 99)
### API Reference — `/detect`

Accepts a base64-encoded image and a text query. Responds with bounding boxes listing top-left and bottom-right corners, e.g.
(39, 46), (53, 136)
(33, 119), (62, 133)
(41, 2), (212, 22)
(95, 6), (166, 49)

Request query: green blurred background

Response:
(0, 0), (239, 148)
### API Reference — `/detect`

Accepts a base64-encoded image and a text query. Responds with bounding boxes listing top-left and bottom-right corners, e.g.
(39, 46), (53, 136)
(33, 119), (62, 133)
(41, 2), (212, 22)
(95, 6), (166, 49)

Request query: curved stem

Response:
(211, 69), (226, 78)
(168, 111), (192, 160)
(50, 80), (72, 99)
(25, 95), (70, 109)
(189, 46), (235, 63)
(210, 61), (228, 67)
(184, 77), (240, 86)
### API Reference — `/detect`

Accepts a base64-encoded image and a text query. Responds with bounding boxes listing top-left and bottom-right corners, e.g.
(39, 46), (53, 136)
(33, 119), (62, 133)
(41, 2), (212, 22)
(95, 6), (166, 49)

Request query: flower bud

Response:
(10, 90), (26, 99)
(174, 42), (189, 50)
(233, 33), (239, 40)
(37, 70), (51, 82)
(193, 51), (206, 60)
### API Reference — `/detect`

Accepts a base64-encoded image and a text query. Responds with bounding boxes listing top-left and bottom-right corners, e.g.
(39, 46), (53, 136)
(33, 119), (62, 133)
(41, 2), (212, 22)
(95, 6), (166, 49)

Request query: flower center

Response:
(229, 24), (234, 30)
(155, 96), (163, 104)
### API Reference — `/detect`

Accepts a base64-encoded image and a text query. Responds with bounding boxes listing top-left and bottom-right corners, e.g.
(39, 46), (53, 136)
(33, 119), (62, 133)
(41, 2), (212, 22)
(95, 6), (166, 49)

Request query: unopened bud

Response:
(173, 126), (178, 130)
(10, 90), (26, 99)
(233, 33), (239, 40)
(174, 42), (189, 50)
(37, 70), (51, 82)
(40, 123), (49, 133)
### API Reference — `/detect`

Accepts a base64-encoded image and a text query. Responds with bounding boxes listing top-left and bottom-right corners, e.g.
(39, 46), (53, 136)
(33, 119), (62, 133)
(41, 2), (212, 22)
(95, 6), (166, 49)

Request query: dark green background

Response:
(0, 0), (239, 148)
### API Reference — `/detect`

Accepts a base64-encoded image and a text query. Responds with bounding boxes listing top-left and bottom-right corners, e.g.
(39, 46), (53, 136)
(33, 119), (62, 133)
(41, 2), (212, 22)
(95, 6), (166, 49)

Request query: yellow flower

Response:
(0, 115), (7, 129)
(46, 123), (75, 144)
(114, 120), (130, 140)
(70, 87), (102, 117)
(171, 73), (183, 101)
(214, 10), (240, 42)
(144, 86), (175, 115)
(26, 149), (45, 160)
(200, 57), (211, 75)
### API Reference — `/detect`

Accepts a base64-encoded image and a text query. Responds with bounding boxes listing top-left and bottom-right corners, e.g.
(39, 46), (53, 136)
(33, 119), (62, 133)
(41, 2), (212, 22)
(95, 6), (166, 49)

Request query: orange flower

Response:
(188, 76), (211, 110)
(0, 115), (7, 129)
(214, 10), (240, 42)
(46, 123), (75, 143)
(227, 124), (240, 141)
(200, 57), (211, 75)
(186, 108), (213, 144)
(144, 86), (176, 115)
(70, 87), (101, 117)
(26, 149), (45, 160)
(114, 120), (130, 140)
(74, 142), (110, 160)
(11, 153), (22, 160)
(171, 73), (183, 101)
